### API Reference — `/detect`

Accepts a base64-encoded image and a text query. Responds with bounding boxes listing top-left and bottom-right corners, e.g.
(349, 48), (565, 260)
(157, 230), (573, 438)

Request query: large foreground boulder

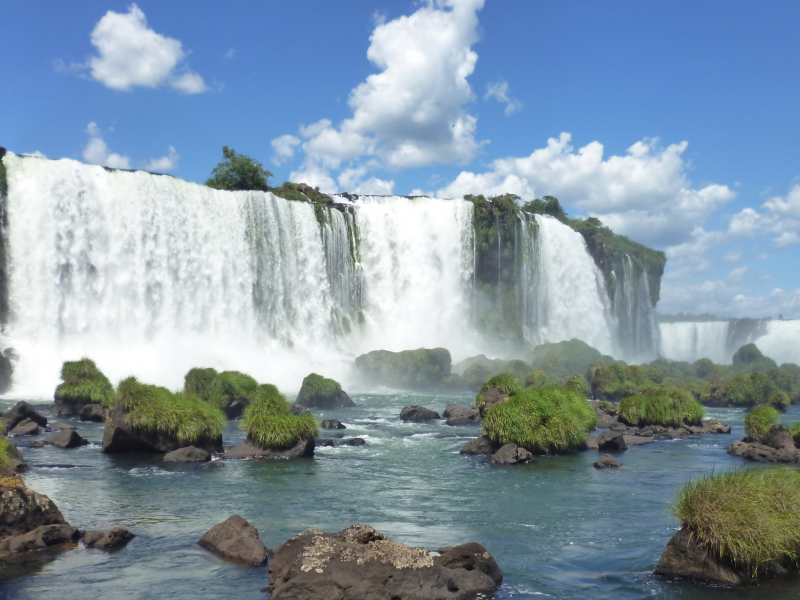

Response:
(0, 474), (67, 541)
(354, 348), (451, 389)
(199, 515), (269, 566)
(399, 405), (440, 422)
(267, 524), (502, 600)
(296, 373), (355, 409)
(655, 528), (742, 585)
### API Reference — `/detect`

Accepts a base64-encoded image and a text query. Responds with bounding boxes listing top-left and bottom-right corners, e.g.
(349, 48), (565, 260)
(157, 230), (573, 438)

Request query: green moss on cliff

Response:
(55, 358), (114, 407)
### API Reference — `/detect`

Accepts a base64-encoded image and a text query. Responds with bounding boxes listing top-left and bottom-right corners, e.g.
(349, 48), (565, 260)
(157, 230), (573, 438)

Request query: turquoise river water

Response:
(1, 392), (799, 599)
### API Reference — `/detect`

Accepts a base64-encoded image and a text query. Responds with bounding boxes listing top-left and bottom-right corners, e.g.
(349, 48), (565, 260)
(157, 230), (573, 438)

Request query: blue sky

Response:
(2, 0), (799, 318)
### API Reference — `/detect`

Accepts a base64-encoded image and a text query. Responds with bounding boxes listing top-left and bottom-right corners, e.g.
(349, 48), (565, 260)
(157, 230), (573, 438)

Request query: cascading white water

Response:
(658, 322), (732, 364)
(528, 215), (616, 356)
(753, 320), (800, 366)
(352, 195), (477, 355)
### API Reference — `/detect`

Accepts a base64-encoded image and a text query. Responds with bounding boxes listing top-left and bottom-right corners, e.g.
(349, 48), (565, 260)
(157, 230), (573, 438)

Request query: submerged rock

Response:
(267, 524), (502, 600)
(339, 438), (366, 447)
(224, 438), (315, 460)
(163, 446), (211, 462)
(655, 528), (742, 585)
(491, 443), (533, 465)
(0, 524), (79, 553)
(459, 435), (498, 455)
(399, 405), (440, 422)
(84, 527), (135, 549)
(593, 454), (621, 468)
(199, 515), (269, 566)
(44, 429), (89, 449)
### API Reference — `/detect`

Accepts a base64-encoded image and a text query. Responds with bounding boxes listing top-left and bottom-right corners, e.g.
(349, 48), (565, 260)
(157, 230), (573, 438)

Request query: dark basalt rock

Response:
(44, 429), (89, 448)
(321, 419), (346, 430)
(2, 401), (47, 430)
(684, 419), (731, 435)
(460, 435), (498, 455)
(399, 405), (440, 422)
(224, 438), (315, 460)
(289, 403), (310, 415)
(29, 440), (45, 448)
(443, 404), (481, 426)
(0, 524), (79, 553)
(491, 443), (533, 465)
(316, 439), (335, 447)
(477, 387), (509, 419)
(84, 527), (135, 549)
(594, 454), (621, 468)
(0, 478), (66, 541)
(10, 418), (41, 436)
(2, 442), (27, 472)
(79, 403), (107, 422)
(163, 446), (211, 462)
(622, 435), (655, 446)
(267, 524), (502, 600)
(102, 406), (222, 454)
(199, 515), (269, 566)
(597, 431), (627, 451)
(340, 438), (366, 446)
(727, 424), (800, 463)
(583, 434), (599, 450)
(655, 528), (742, 585)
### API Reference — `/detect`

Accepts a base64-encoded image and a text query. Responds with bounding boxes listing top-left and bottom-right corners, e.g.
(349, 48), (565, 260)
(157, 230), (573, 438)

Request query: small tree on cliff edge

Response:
(206, 146), (272, 192)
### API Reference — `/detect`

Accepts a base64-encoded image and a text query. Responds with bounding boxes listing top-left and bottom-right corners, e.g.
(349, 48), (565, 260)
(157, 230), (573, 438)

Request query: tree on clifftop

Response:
(206, 146), (272, 192)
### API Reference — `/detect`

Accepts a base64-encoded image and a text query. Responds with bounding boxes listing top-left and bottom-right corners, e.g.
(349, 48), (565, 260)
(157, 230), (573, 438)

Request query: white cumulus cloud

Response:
(484, 80), (521, 115)
(729, 185), (800, 249)
(83, 122), (131, 169)
(271, 135), (302, 166)
(144, 146), (180, 172)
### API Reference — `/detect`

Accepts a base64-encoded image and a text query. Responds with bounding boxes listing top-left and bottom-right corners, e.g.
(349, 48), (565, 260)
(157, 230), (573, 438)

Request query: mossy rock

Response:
(184, 367), (259, 418)
(482, 385), (598, 454)
(354, 348), (451, 390)
(54, 358), (114, 416)
(563, 374), (590, 397)
(240, 384), (319, 451)
(103, 377), (226, 454)
(588, 361), (660, 401)
(296, 373), (354, 409)
(617, 386), (704, 428)
(744, 405), (780, 441)
(527, 339), (607, 382)
(524, 370), (558, 389)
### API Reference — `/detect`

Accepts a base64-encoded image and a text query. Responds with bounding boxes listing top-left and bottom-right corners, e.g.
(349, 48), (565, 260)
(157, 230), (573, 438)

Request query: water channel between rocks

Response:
(2, 393), (799, 600)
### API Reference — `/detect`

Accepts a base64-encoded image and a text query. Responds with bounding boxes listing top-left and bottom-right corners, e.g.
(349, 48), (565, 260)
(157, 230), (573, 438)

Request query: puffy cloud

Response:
(723, 251), (742, 263)
(729, 185), (800, 249)
(273, 0), (486, 189)
(484, 80), (521, 115)
(270, 135), (301, 166)
(289, 163), (337, 194)
(144, 146), (179, 172)
(83, 122), (131, 169)
(80, 4), (206, 93)
(437, 133), (736, 247)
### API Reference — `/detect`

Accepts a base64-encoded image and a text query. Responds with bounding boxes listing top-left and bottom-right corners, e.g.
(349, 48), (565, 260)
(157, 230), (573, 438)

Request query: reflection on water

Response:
(1, 394), (799, 599)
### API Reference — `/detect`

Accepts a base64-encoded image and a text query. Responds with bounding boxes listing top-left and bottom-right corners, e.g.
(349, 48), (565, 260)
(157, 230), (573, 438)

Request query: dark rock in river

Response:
(321, 419), (346, 430)
(84, 527), (135, 549)
(460, 435), (498, 455)
(295, 373), (355, 409)
(79, 403), (106, 422)
(583, 434), (599, 451)
(10, 418), (41, 436)
(340, 438), (366, 446)
(47, 422), (77, 431)
(44, 429), (89, 449)
(597, 431), (627, 451)
(199, 515), (269, 566)
(102, 406), (222, 454)
(0, 475), (66, 541)
(594, 454), (621, 468)
(400, 405), (440, 422)
(267, 524), (502, 600)
(0, 524), (79, 553)
(443, 404), (481, 426)
(163, 446), (211, 462)
(727, 424), (800, 463)
(316, 439), (335, 447)
(2, 401), (47, 430)
(477, 387), (509, 418)
(491, 443), (533, 465)
(224, 438), (315, 460)
(655, 528), (742, 585)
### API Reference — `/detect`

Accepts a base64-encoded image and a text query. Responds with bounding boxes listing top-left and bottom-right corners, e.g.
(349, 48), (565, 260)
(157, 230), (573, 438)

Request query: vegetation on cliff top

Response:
(482, 386), (598, 454)
(115, 376), (226, 444)
(672, 468), (800, 578)
(240, 384), (319, 449)
(527, 339), (611, 382)
(55, 358), (114, 407)
(617, 386), (704, 427)
(206, 146), (272, 192)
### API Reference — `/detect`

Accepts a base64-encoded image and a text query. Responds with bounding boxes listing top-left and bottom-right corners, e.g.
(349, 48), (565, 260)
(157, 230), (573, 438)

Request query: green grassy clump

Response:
(563, 374), (590, 396)
(597, 400), (616, 415)
(54, 358), (114, 407)
(475, 373), (521, 409)
(672, 467), (800, 578)
(116, 377), (226, 445)
(0, 436), (13, 467)
(733, 343), (778, 372)
(524, 370), (558, 389)
(299, 373), (342, 400)
(482, 386), (598, 454)
(588, 362), (661, 401)
(744, 405), (780, 440)
(770, 391), (792, 412)
(240, 384), (319, 449)
(617, 386), (704, 427)
(184, 368), (258, 411)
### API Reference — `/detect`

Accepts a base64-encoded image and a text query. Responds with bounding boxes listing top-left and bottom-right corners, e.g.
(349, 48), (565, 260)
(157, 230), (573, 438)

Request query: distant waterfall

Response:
(658, 318), (777, 364)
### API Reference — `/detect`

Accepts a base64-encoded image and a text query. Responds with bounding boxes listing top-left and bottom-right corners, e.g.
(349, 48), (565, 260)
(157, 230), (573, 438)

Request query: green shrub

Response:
(697, 372), (778, 407)
(54, 358), (114, 407)
(617, 386), (704, 427)
(597, 400), (616, 415)
(524, 370), (558, 389)
(115, 377), (226, 445)
(693, 358), (715, 379)
(184, 368), (258, 411)
(789, 421), (800, 446)
(354, 348), (451, 389)
(673, 467), (800, 578)
(733, 343), (777, 371)
(475, 373), (521, 409)
(482, 386), (598, 454)
(206, 146), (272, 191)
(563, 374), (590, 396)
(0, 437), (12, 467)
(589, 362), (659, 401)
(744, 405), (780, 440)
(240, 384), (319, 449)
(770, 391), (791, 412)
(298, 373), (341, 400)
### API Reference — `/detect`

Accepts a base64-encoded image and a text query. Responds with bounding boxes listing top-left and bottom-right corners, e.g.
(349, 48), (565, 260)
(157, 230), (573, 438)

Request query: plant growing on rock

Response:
(475, 373), (521, 410)
(697, 372), (778, 407)
(617, 386), (704, 428)
(563, 374), (590, 396)
(733, 344), (778, 373)
(0, 436), (12, 467)
(744, 405), (780, 440)
(589, 362), (660, 401)
(55, 358), (114, 407)
(298, 373), (340, 401)
(240, 384), (319, 449)
(115, 377), (226, 445)
(206, 146), (272, 192)
(672, 467), (800, 579)
(524, 370), (558, 389)
(527, 339), (606, 382)
(482, 386), (598, 454)
(184, 368), (259, 416)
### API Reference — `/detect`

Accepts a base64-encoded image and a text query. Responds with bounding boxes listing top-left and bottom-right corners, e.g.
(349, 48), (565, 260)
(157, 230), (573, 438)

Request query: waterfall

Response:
(611, 255), (660, 362)
(755, 320), (800, 366)
(658, 318), (783, 364)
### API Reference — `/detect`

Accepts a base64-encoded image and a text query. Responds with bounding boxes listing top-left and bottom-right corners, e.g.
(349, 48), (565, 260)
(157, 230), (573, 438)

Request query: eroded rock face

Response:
(443, 404), (481, 426)
(267, 524), (502, 600)
(163, 446), (211, 462)
(84, 527), (135, 549)
(0, 477), (66, 541)
(478, 388), (508, 419)
(2, 402), (47, 430)
(224, 438), (315, 460)
(399, 405), (440, 422)
(199, 515), (269, 566)
(102, 407), (222, 454)
(655, 528), (742, 585)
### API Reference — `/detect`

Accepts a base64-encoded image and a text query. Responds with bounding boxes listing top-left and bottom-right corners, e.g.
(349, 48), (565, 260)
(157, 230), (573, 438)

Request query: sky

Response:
(2, 0), (799, 319)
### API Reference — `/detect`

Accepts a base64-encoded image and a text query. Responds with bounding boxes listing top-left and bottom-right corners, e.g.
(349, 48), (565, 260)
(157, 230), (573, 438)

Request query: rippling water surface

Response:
(2, 394), (799, 599)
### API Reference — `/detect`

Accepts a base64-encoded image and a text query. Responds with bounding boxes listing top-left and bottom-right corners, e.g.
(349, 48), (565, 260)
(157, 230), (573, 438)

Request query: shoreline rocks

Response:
(460, 435), (498, 455)
(727, 424), (800, 463)
(199, 515), (269, 566)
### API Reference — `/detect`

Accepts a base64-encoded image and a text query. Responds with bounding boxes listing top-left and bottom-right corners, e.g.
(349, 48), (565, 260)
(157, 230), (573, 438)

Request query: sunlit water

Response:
(2, 395), (800, 599)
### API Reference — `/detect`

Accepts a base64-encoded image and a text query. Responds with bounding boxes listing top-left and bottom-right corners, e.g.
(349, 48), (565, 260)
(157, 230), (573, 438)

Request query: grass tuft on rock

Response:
(482, 386), (598, 454)
(744, 405), (780, 440)
(298, 373), (341, 401)
(563, 374), (590, 396)
(184, 368), (258, 411)
(55, 358), (114, 407)
(672, 467), (800, 578)
(0, 436), (12, 467)
(240, 384), (319, 450)
(617, 386), (704, 428)
(116, 377), (226, 445)
(475, 373), (521, 409)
